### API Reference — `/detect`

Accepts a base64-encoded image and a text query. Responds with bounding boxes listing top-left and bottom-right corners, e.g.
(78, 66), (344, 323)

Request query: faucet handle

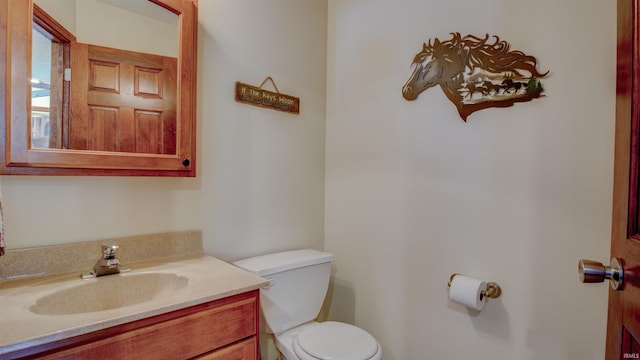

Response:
(102, 242), (119, 259)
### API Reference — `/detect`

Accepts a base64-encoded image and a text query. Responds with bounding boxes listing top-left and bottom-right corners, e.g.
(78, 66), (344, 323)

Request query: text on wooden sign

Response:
(235, 80), (300, 114)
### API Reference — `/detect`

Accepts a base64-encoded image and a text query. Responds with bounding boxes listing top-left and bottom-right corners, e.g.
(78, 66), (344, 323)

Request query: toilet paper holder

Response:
(448, 273), (502, 300)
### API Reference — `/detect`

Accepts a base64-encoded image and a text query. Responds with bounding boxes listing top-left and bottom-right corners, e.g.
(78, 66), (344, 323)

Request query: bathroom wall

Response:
(324, 0), (615, 359)
(0, 0), (327, 261)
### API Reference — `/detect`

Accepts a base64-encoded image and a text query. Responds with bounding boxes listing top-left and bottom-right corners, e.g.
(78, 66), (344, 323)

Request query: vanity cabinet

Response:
(10, 290), (260, 360)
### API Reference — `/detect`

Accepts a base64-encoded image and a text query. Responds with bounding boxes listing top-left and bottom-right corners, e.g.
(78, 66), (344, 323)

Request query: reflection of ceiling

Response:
(96, 0), (178, 24)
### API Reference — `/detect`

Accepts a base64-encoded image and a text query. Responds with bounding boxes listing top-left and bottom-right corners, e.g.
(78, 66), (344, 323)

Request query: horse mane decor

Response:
(402, 33), (549, 121)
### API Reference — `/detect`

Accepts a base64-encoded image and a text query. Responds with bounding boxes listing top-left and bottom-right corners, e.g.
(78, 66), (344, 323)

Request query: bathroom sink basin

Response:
(29, 273), (189, 315)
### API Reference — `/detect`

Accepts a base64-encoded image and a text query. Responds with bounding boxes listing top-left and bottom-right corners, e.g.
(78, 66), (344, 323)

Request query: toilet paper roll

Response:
(449, 275), (487, 311)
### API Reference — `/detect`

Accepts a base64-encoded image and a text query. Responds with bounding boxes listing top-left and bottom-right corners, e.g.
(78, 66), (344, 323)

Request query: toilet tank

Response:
(233, 249), (333, 335)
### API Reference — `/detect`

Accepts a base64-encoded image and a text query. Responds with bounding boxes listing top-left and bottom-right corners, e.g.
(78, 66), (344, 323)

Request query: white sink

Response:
(29, 273), (189, 315)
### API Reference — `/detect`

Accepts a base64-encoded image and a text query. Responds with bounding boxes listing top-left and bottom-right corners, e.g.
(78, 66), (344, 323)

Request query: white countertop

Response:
(0, 255), (268, 356)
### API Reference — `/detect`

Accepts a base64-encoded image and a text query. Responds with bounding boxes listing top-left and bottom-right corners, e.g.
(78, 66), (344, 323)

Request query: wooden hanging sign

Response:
(235, 77), (300, 114)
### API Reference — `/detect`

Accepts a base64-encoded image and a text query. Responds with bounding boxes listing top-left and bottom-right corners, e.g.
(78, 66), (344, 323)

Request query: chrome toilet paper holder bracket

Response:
(448, 273), (502, 300)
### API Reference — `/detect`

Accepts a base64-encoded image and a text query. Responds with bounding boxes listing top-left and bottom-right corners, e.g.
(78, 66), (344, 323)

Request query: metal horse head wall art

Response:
(402, 33), (549, 121)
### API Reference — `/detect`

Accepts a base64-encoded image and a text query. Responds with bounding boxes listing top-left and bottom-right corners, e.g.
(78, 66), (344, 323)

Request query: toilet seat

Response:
(292, 321), (380, 360)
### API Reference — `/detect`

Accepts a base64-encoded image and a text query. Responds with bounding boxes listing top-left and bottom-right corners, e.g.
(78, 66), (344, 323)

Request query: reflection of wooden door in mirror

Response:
(70, 43), (177, 154)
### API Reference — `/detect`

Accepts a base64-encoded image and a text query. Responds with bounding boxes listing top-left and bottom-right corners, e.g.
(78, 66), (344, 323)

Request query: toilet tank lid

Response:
(232, 249), (334, 276)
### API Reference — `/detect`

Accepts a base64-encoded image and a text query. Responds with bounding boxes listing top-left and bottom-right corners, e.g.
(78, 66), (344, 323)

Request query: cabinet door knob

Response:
(182, 159), (190, 166)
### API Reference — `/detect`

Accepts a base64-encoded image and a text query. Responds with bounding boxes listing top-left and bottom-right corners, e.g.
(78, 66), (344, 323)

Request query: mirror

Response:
(31, 0), (179, 154)
(0, 0), (197, 176)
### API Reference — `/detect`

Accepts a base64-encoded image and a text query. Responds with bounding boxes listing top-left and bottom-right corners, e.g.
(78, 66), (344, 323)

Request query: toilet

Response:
(233, 249), (382, 360)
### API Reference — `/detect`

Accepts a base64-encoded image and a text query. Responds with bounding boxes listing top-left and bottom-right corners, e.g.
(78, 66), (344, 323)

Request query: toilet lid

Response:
(295, 321), (379, 360)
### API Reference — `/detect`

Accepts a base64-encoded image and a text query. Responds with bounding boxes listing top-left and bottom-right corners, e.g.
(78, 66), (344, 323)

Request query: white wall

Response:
(325, 0), (615, 359)
(76, 0), (178, 57)
(0, 0), (327, 262)
(34, 0), (76, 34)
(35, 0), (178, 57)
(197, 0), (327, 260)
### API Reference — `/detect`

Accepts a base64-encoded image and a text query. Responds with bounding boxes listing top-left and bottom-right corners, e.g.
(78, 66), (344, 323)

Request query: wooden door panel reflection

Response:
(71, 43), (176, 154)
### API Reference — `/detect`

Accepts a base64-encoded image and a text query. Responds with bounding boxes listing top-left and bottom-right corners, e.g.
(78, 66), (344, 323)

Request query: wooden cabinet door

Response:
(196, 338), (257, 360)
(70, 43), (177, 154)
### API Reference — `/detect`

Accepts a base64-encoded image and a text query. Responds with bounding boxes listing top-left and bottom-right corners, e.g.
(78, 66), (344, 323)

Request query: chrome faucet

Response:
(81, 243), (129, 279)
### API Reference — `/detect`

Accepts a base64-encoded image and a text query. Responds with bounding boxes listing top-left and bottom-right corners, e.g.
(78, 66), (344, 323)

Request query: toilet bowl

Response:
(233, 249), (382, 360)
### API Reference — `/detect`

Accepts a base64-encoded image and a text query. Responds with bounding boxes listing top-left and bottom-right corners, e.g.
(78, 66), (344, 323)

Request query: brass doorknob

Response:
(578, 258), (624, 290)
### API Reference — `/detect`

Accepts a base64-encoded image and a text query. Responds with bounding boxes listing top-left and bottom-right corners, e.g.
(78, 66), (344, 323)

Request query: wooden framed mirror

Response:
(0, 0), (197, 176)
